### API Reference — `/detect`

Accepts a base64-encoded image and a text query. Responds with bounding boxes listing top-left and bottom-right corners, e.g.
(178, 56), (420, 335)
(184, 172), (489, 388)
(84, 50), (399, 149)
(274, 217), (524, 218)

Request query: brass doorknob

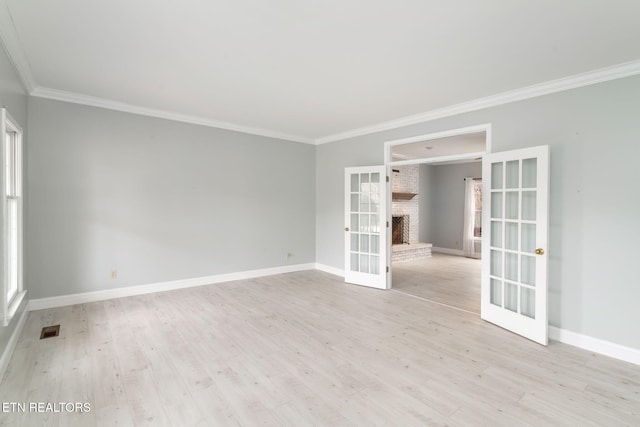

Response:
(535, 248), (545, 255)
(345, 227), (350, 232)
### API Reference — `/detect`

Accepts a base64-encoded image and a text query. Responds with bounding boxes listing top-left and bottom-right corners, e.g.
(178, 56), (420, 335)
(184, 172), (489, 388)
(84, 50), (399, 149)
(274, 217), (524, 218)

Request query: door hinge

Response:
(386, 176), (390, 182)
(386, 221), (389, 228)
(386, 266), (389, 273)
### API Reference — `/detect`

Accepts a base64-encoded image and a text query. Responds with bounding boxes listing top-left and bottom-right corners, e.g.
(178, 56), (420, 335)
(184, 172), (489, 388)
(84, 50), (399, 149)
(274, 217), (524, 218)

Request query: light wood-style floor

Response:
(392, 253), (481, 314)
(1, 270), (639, 426)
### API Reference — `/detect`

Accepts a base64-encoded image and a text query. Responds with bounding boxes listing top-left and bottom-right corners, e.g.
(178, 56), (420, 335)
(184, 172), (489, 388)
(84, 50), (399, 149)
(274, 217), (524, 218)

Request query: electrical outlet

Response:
(110, 269), (117, 279)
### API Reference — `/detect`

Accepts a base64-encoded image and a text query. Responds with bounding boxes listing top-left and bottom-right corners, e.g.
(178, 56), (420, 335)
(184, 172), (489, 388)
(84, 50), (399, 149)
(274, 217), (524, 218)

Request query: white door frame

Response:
(383, 123), (492, 165)
(383, 123), (492, 291)
(481, 145), (550, 344)
(344, 166), (389, 289)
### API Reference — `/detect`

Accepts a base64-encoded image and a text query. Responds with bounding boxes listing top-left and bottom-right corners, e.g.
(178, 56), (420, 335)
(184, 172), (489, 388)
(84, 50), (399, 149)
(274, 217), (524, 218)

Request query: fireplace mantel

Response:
(392, 192), (417, 200)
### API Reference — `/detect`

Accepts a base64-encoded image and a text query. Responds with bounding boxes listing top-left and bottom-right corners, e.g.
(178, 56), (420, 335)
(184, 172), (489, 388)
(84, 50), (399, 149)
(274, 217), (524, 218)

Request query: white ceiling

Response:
(2, 0), (640, 143)
(392, 132), (486, 161)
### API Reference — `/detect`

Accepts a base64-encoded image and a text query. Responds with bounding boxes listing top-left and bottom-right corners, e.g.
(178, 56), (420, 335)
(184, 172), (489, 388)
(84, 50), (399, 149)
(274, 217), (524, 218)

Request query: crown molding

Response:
(27, 58), (640, 145)
(1, 0), (311, 143)
(315, 59), (640, 145)
(3, 0), (640, 148)
(0, 1), (35, 93)
(30, 86), (315, 144)
(19, 58), (640, 146)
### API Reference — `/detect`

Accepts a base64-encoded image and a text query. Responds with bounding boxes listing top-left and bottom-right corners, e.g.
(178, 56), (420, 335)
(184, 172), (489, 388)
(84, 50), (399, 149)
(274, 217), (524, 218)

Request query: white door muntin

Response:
(481, 145), (550, 345)
(344, 166), (389, 289)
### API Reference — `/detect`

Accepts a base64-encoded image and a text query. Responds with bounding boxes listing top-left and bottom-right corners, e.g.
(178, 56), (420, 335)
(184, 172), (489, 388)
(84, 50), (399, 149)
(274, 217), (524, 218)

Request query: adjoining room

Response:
(389, 131), (485, 314)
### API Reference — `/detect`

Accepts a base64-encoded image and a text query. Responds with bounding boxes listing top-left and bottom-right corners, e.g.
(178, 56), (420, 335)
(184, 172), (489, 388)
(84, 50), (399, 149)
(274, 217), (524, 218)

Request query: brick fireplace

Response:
(392, 215), (410, 245)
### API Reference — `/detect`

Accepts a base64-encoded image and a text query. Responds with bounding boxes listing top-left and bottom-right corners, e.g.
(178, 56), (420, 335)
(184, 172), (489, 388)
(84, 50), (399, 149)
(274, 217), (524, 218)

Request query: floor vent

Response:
(40, 325), (60, 339)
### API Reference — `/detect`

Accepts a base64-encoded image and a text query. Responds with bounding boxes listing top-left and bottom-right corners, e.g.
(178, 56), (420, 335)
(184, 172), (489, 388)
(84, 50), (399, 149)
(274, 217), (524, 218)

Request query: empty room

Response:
(1, 1), (640, 425)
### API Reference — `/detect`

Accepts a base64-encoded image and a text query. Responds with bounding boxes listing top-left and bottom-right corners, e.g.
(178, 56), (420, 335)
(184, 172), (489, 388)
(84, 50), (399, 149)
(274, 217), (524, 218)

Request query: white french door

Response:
(344, 166), (389, 289)
(482, 145), (549, 345)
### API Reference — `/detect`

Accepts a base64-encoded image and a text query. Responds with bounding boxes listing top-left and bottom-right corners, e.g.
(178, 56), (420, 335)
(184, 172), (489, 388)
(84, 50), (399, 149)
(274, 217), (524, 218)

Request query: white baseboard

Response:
(28, 263), (316, 311)
(431, 247), (465, 256)
(23, 262), (640, 367)
(315, 263), (345, 277)
(549, 326), (640, 366)
(0, 306), (28, 382)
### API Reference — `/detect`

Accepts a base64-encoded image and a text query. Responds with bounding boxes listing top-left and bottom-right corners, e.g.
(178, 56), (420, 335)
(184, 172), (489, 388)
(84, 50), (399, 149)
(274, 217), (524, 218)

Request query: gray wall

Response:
(0, 42), (28, 358)
(418, 164), (433, 244)
(315, 138), (382, 268)
(422, 162), (482, 251)
(27, 98), (316, 299)
(316, 75), (640, 349)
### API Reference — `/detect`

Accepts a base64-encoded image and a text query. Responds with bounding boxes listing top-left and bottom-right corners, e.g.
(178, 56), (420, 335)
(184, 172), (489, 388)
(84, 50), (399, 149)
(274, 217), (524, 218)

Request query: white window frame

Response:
(1, 108), (25, 326)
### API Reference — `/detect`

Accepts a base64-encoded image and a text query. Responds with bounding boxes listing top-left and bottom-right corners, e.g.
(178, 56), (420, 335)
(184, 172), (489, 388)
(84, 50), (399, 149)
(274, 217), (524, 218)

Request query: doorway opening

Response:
(384, 124), (491, 314)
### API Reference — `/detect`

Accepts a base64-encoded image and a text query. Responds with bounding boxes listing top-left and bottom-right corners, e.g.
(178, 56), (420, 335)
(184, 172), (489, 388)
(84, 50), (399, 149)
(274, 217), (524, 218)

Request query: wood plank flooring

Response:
(1, 270), (639, 426)
(392, 253), (481, 314)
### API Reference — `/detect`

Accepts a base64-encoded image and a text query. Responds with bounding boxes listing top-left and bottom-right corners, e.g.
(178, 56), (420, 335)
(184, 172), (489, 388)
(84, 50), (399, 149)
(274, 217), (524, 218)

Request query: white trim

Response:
(481, 145), (550, 346)
(1, 3), (639, 151)
(1, 0), (640, 149)
(5, 290), (25, 324)
(31, 59), (640, 146)
(28, 263), (315, 311)
(390, 151), (487, 167)
(13, 264), (640, 368)
(30, 86), (315, 144)
(0, 2), (35, 92)
(431, 247), (465, 256)
(1, 108), (25, 327)
(344, 165), (389, 289)
(549, 326), (640, 366)
(317, 59), (640, 144)
(0, 305), (28, 383)
(385, 124), (492, 150)
(315, 266), (640, 366)
(315, 263), (345, 277)
(383, 123), (492, 166)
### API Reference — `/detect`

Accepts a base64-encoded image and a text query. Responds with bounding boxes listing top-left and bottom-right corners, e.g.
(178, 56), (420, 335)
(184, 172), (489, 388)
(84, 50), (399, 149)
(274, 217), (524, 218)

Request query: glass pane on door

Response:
(505, 283), (518, 312)
(348, 170), (383, 276)
(521, 224), (536, 253)
(491, 221), (502, 247)
(505, 192), (519, 219)
(491, 193), (503, 218)
(506, 161), (519, 188)
(350, 253), (359, 271)
(521, 288), (535, 318)
(490, 279), (502, 306)
(351, 174), (359, 192)
(370, 235), (379, 254)
(522, 191), (536, 221)
(487, 156), (541, 319)
(521, 255), (536, 286)
(491, 163), (503, 189)
(482, 146), (548, 345)
(522, 158), (537, 188)
(505, 222), (518, 250)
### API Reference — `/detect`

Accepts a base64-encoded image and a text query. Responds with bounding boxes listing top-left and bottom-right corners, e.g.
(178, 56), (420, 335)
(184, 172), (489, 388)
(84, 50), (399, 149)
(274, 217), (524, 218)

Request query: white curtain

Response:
(463, 177), (476, 258)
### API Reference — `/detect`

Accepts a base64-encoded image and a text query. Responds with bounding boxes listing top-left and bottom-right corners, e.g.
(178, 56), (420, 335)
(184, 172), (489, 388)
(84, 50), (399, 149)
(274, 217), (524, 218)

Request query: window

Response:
(473, 179), (482, 238)
(2, 108), (25, 326)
